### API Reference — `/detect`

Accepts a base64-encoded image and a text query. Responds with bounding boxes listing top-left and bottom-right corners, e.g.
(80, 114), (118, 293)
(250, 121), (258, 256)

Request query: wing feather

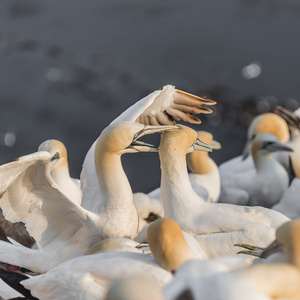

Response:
(0, 152), (88, 251)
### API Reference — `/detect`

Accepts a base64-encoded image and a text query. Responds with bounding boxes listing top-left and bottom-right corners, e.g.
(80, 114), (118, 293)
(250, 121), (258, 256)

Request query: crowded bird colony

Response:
(0, 85), (299, 300)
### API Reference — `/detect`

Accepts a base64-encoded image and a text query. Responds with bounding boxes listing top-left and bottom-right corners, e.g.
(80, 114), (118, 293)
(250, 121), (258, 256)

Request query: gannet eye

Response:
(262, 141), (274, 149)
(51, 152), (60, 161)
(144, 212), (160, 224)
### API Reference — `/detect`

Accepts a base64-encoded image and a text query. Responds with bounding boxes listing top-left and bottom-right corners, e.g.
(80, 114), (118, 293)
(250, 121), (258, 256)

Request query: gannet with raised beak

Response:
(0, 122), (174, 273)
(158, 125), (290, 258)
(80, 84), (215, 213)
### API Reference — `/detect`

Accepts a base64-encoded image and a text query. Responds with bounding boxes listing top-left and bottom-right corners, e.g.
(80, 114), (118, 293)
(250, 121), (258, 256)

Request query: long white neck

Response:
(253, 152), (278, 173)
(160, 146), (203, 219)
(96, 152), (134, 212)
(93, 150), (139, 239)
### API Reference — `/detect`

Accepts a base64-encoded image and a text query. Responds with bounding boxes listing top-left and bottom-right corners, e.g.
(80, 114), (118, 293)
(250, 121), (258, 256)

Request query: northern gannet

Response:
(219, 112), (290, 178)
(38, 139), (82, 205)
(187, 131), (221, 202)
(219, 133), (292, 207)
(0, 139), (81, 249)
(0, 122), (174, 273)
(158, 125), (290, 258)
(164, 219), (300, 300)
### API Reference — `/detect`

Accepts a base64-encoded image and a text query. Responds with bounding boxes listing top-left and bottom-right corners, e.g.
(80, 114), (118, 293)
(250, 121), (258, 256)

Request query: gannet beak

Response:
(129, 125), (178, 152)
(242, 140), (251, 160)
(263, 141), (293, 153)
(260, 239), (284, 259)
(210, 139), (222, 150)
(187, 138), (212, 153)
(234, 243), (266, 257)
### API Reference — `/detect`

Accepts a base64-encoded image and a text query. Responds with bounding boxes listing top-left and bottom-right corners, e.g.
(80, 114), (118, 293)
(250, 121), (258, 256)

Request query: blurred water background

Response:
(0, 0), (299, 192)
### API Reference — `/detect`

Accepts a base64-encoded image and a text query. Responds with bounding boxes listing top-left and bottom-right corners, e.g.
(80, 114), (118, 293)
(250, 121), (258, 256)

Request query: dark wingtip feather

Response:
(0, 268), (38, 300)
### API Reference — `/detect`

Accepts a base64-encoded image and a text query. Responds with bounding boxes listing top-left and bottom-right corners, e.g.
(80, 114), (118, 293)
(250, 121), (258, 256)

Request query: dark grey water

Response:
(0, 0), (299, 192)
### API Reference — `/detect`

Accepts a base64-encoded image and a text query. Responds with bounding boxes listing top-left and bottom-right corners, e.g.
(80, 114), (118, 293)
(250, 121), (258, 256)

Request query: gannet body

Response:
(22, 251), (172, 300)
(219, 133), (292, 207)
(158, 126), (290, 258)
(273, 178), (300, 220)
(17, 220), (184, 300)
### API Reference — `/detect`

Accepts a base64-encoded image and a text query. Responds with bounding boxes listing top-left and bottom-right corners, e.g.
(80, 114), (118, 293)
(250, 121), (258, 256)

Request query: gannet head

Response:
(251, 133), (293, 160)
(243, 113), (290, 159)
(186, 131), (221, 173)
(275, 219), (300, 268)
(159, 125), (211, 157)
(147, 218), (197, 272)
(96, 122), (176, 155)
(38, 139), (68, 171)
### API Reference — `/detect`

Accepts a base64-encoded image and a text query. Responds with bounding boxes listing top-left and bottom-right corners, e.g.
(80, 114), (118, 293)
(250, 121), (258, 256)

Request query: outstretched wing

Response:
(111, 85), (215, 126)
(274, 106), (300, 130)
(0, 152), (88, 251)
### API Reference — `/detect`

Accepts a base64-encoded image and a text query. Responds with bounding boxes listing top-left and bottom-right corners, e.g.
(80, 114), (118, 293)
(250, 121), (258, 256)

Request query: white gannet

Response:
(158, 125), (290, 258)
(164, 219), (300, 300)
(80, 84), (215, 213)
(0, 139), (82, 249)
(219, 133), (292, 207)
(187, 131), (221, 202)
(219, 112), (290, 178)
(38, 139), (82, 205)
(0, 122), (174, 273)
(17, 220), (183, 300)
